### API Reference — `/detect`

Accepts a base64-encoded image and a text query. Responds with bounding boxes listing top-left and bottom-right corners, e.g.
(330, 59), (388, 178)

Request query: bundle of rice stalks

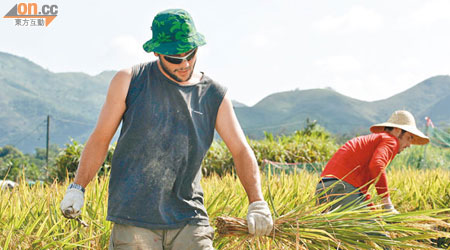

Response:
(215, 204), (450, 250)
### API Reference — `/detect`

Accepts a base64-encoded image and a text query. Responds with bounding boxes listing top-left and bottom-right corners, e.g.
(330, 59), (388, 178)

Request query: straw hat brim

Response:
(370, 123), (430, 145)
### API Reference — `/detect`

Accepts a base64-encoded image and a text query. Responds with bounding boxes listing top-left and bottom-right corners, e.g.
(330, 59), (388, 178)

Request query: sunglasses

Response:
(163, 49), (197, 64)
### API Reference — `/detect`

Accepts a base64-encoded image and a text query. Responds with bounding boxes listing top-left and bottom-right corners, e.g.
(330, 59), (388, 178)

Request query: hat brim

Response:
(370, 123), (430, 145)
(143, 33), (206, 55)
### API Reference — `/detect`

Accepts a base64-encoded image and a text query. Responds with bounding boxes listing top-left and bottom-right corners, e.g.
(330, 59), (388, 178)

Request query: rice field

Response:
(0, 168), (449, 249)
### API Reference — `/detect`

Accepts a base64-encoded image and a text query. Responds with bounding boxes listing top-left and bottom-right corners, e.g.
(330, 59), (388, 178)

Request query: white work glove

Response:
(60, 184), (85, 219)
(382, 196), (399, 214)
(247, 201), (273, 236)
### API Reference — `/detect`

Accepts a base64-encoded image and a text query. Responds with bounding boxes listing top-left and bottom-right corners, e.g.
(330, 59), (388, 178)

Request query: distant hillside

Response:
(0, 52), (115, 152)
(1, 51), (449, 152)
(372, 75), (450, 123)
(236, 76), (450, 138)
(418, 94), (450, 126)
(236, 89), (375, 137)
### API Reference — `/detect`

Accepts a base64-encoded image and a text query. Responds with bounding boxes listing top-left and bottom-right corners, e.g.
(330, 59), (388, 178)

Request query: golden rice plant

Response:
(0, 175), (111, 249)
(0, 168), (449, 249)
(208, 169), (450, 249)
(214, 191), (450, 249)
(387, 167), (450, 211)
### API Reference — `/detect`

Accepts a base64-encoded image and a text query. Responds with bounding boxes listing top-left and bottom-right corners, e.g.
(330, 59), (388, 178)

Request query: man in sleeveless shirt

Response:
(60, 9), (273, 249)
(316, 110), (429, 213)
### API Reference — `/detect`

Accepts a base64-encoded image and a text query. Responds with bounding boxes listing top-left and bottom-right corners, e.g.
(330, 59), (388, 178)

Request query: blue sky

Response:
(1, 0), (450, 106)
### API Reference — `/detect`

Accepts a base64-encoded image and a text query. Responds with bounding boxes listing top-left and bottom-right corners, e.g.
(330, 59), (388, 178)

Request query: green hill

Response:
(418, 94), (450, 126)
(372, 75), (450, 122)
(236, 76), (450, 138)
(236, 89), (376, 137)
(0, 52), (113, 152)
(1, 51), (449, 152)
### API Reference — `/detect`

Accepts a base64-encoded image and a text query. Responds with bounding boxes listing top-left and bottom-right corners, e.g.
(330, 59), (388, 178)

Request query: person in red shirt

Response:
(316, 110), (429, 213)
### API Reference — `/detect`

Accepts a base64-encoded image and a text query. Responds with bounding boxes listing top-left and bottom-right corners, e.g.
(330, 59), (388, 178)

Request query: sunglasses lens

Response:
(164, 57), (183, 64)
(163, 49), (197, 64)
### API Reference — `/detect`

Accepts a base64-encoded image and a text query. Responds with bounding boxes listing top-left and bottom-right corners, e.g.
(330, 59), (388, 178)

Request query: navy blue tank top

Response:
(107, 61), (226, 229)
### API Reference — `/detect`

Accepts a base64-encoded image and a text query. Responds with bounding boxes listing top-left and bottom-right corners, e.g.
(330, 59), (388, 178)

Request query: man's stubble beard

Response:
(159, 58), (196, 83)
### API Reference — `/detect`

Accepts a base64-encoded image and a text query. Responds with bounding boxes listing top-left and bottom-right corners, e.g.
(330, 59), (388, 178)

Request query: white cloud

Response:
(398, 57), (422, 69)
(96, 35), (155, 72)
(327, 75), (388, 101)
(400, 0), (450, 27)
(313, 6), (383, 33)
(110, 35), (151, 62)
(243, 33), (270, 50)
(315, 55), (361, 73)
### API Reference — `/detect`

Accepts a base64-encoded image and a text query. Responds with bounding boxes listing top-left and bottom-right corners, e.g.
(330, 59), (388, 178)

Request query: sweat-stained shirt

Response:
(320, 132), (399, 199)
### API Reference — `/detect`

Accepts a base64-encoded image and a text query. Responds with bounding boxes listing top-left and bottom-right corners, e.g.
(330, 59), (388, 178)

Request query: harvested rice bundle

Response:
(215, 206), (450, 250)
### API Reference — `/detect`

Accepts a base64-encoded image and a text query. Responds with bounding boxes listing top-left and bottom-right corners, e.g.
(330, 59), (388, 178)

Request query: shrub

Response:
(202, 124), (338, 176)
(0, 145), (43, 181)
(51, 139), (114, 182)
(389, 144), (450, 170)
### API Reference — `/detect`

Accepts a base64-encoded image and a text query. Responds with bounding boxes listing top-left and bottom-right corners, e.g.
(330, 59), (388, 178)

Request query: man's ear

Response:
(153, 52), (159, 57)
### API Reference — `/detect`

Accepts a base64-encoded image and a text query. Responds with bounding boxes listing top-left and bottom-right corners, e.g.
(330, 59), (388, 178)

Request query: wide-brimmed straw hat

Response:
(370, 110), (429, 145)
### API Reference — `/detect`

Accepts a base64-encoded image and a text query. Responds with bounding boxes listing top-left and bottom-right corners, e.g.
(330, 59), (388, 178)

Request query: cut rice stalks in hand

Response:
(215, 207), (450, 250)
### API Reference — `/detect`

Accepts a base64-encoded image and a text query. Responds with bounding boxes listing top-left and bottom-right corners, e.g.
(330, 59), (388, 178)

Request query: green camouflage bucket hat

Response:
(143, 9), (206, 55)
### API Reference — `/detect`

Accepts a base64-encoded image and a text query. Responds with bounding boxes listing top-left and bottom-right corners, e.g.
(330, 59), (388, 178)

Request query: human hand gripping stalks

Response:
(215, 200), (450, 249)
(247, 200), (273, 236)
(60, 183), (89, 228)
(215, 177), (450, 250)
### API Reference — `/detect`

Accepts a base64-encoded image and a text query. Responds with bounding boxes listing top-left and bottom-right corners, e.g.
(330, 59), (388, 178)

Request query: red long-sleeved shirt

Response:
(321, 132), (399, 199)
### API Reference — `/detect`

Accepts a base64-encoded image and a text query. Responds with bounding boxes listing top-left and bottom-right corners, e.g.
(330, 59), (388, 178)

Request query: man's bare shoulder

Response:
(110, 68), (132, 86)
(113, 68), (132, 82)
(106, 68), (132, 99)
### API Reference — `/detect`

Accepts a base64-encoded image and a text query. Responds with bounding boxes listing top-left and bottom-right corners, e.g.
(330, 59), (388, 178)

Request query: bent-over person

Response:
(316, 110), (429, 213)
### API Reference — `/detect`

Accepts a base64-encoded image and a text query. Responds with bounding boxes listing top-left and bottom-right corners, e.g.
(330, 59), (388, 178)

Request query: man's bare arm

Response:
(73, 68), (131, 187)
(215, 95), (264, 203)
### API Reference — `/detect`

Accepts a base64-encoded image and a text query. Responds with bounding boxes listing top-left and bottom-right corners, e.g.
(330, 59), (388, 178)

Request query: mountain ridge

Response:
(1, 51), (448, 152)
(236, 75), (450, 138)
